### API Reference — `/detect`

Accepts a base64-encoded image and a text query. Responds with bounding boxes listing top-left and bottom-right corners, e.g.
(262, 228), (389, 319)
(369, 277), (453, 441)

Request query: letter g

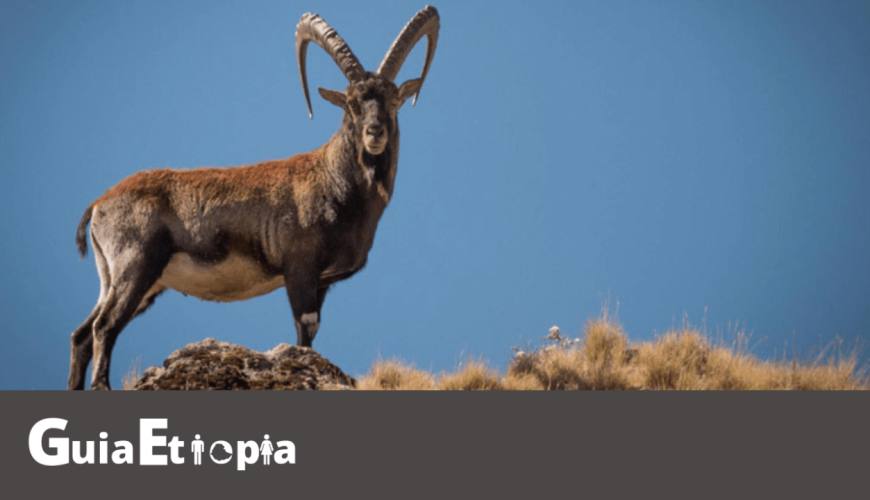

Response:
(29, 418), (69, 466)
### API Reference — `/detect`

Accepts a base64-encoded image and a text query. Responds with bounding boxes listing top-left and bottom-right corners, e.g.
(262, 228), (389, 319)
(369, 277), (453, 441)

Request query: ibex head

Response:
(296, 6), (439, 156)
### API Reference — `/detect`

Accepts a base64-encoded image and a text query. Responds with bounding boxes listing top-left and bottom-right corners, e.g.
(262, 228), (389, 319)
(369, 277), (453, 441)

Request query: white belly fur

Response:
(156, 252), (285, 302)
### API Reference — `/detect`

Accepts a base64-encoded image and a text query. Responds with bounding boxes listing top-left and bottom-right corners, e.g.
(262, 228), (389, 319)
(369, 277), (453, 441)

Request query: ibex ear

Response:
(318, 88), (348, 111)
(397, 79), (423, 108)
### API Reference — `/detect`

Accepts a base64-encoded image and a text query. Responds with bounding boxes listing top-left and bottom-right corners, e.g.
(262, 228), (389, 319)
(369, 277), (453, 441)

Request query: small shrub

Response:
(506, 321), (633, 390)
(507, 328), (586, 390)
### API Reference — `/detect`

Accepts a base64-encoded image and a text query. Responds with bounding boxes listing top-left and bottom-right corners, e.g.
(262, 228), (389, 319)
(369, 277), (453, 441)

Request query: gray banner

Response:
(0, 392), (866, 498)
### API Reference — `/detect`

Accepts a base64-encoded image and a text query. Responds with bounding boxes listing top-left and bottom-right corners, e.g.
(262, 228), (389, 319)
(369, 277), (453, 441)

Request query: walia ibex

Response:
(68, 6), (439, 390)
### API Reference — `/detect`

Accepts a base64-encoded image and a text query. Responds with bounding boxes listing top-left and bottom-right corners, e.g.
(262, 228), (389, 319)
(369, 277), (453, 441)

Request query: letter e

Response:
(140, 419), (168, 465)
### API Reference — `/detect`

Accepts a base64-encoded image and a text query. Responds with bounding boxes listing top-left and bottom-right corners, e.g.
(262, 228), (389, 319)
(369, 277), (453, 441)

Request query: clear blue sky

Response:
(2, 0), (868, 389)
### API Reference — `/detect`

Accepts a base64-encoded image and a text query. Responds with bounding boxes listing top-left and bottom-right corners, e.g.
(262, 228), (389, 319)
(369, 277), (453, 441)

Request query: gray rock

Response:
(133, 338), (356, 390)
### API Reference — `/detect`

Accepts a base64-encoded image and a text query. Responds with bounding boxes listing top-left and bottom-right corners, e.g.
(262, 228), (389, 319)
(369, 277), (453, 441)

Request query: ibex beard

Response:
(69, 6), (439, 390)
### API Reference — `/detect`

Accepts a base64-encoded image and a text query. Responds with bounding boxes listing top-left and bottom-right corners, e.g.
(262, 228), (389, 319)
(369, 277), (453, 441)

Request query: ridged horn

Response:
(296, 13), (366, 118)
(376, 5), (440, 106)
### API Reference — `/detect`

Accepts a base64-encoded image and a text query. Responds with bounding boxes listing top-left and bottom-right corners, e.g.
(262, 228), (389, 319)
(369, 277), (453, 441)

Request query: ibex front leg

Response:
(284, 266), (326, 348)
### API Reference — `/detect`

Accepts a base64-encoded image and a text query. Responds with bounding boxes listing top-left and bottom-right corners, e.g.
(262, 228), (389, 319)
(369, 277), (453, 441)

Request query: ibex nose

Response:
(365, 125), (384, 139)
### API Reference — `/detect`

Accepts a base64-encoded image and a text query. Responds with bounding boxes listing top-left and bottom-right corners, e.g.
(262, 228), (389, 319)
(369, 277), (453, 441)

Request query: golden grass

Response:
(355, 358), (436, 390)
(121, 356), (142, 390)
(356, 314), (869, 391)
(437, 359), (503, 390)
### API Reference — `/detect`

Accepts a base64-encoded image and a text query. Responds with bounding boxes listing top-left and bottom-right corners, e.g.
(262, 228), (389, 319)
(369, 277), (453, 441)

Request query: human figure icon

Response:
(192, 434), (205, 465)
(260, 435), (274, 465)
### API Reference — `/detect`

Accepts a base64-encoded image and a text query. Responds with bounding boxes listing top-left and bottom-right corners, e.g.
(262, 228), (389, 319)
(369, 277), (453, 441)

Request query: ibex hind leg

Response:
(69, 231), (112, 390)
(89, 231), (174, 390)
(89, 289), (140, 390)
(68, 307), (99, 390)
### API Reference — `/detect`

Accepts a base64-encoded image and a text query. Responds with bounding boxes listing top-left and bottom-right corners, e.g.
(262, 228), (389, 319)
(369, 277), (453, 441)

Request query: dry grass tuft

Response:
(501, 372), (545, 390)
(628, 327), (866, 390)
(121, 357), (142, 390)
(582, 318), (633, 390)
(437, 359), (503, 390)
(355, 358), (436, 390)
(637, 329), (711, 390)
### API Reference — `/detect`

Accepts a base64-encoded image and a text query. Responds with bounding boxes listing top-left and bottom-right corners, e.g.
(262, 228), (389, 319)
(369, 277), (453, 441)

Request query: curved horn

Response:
(296, 13), (366, 118)
(376, 5), (440, 106)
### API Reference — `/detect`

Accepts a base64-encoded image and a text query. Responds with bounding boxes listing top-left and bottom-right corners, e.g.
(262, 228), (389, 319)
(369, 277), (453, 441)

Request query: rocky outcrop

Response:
(133, 338), (356, 390)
